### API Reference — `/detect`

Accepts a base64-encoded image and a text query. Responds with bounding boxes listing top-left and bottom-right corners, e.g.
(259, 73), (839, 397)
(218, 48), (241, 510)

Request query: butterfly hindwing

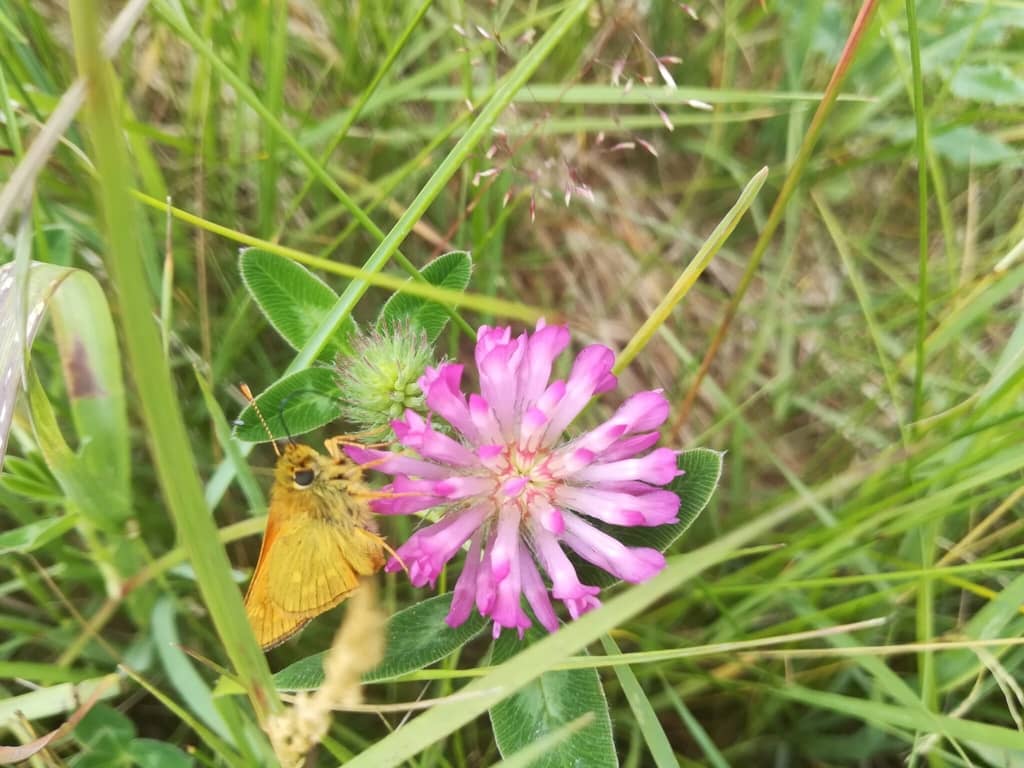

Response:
(244, 590), (311, 650)
(244, 516), (386, 649)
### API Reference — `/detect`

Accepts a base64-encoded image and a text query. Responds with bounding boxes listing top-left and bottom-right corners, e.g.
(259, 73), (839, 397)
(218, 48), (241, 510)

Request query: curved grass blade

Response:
(599, 635), (675, 768)
(0, 259), (129, 527)
(69, 2), (278, 721)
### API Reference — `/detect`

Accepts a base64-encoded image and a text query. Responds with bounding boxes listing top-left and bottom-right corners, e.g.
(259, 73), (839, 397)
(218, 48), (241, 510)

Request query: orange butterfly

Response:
(240, 387), (387, 650)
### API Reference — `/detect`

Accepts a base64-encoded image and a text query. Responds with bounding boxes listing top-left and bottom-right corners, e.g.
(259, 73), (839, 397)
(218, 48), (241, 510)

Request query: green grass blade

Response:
(905, 0), (930, 426)
(257, 0), (288, 236)
(774, 683), (1024, 751)
(677, 0), (882, 425)
(600, 634), (676, 768)
(661, 680), (730, 768)
(275, 0), (434, 233)
(614, 167), (767, 372)
(68, 1), (279, 724)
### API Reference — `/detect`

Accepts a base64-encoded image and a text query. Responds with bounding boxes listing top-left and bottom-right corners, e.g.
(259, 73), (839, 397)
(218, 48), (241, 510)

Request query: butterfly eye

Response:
(293, 468), (315, 487)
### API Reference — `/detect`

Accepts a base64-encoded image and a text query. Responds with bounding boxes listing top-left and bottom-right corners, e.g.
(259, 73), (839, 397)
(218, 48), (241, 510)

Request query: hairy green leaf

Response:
(377, 251), (473, 343)
(493, 714), (596, 768)
(273, 593), (487, 691)
(490, 629), (616, 768)
(239, 248), (352, 359)
(233, 367), (343, 443)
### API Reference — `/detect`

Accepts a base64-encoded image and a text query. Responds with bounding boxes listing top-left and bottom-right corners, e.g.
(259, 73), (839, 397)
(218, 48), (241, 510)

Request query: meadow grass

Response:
(1, 1), (1023, 766)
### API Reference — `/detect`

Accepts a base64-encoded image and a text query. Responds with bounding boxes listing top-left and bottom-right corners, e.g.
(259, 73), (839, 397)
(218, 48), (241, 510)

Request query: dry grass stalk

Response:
(266, 579), (386, 768)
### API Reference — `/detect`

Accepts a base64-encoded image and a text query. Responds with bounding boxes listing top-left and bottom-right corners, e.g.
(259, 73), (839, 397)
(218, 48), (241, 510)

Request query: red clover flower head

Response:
(348, 322), (682, 638)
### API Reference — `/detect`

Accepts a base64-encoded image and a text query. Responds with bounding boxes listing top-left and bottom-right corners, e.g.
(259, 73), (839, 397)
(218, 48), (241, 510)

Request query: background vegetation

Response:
(1, 0), (1023, 765)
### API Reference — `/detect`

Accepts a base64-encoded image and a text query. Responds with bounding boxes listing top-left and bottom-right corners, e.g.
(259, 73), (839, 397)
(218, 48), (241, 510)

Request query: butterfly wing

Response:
(244, 515), (386, 649)
(244, 513), (307, 649)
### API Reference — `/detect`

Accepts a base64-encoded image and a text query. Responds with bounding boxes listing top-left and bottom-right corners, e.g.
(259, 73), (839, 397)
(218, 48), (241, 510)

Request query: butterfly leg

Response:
(352, 488), (431, 502)
(323, 430), (390, 459)
(356, 528), (409, 575)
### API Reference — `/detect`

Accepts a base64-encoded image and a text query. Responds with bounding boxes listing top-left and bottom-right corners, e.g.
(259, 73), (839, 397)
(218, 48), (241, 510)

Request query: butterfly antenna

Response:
(275, 388), (393, 446)
(277, 390), (332, 447)
(276, 403), (296, 445)
(240, 383), (281, 457)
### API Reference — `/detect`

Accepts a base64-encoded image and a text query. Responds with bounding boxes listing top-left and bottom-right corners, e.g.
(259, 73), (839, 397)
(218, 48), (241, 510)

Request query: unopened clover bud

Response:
(335, 322), (434, 438)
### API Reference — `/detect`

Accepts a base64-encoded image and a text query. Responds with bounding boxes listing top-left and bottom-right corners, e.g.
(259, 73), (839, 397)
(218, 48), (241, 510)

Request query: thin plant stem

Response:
(673, 0), (881, 434)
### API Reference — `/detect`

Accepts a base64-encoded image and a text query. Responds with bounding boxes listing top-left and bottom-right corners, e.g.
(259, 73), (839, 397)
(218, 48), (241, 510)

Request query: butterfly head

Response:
(273, 442), (364, 499)
(274, 443), (322, 490)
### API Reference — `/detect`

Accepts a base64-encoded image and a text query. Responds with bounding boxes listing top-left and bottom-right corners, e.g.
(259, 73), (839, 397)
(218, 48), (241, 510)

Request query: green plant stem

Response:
(904, 4), (936, 760)
(905, 0), (929, 427)
(68, 0), (280, 726)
